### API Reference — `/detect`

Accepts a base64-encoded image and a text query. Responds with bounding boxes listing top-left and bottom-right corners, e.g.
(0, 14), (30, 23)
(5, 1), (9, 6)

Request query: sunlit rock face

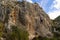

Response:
(0, 1), (53, 40)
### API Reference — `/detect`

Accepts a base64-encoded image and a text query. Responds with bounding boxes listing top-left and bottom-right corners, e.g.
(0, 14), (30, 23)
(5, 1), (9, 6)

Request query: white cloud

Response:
(48, 0), (60, 19)
(50, 0), (60, 9)
(48, 10), (60, 19)
(26, 0), (33, 3)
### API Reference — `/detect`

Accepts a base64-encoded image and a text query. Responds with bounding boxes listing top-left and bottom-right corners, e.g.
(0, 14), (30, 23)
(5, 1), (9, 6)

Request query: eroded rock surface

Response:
(0, 1), (53, 40)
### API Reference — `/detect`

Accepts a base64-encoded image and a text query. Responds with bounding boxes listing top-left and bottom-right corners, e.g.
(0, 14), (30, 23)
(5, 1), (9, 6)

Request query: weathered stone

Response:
(0, 1), (53, 40)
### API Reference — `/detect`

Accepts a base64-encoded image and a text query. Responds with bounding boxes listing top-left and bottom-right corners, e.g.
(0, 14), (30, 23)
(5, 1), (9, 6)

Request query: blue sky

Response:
(25, 0), (60, 19)
(32, 0), (54, 12)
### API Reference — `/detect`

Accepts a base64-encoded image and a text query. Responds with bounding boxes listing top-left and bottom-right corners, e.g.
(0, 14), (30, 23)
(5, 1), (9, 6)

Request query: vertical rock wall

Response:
(0, 1), (53, 40)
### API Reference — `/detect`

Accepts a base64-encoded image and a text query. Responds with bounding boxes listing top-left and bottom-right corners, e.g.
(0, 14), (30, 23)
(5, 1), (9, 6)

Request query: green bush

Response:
(6, 26), (29, 40)
(0, 21), (3, 38)
(32, 35), (60, 40)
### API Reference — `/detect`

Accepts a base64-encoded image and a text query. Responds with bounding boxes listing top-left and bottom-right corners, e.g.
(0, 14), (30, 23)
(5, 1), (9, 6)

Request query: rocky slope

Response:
(0, 0), (53, 40)
(52, 16), (60, 33)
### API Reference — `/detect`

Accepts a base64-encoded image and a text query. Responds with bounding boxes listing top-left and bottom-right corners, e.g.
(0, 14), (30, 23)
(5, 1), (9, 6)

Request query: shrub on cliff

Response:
(6, 26), (29, 40)
(0, 21), (3, 38)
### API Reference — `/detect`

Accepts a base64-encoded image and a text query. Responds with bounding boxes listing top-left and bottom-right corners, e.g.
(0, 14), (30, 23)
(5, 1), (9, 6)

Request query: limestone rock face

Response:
(0, 1), (53, 40)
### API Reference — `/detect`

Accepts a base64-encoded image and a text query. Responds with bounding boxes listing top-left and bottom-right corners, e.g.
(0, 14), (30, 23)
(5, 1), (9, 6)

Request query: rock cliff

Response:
(0, 1), (53, 40)
(52, 16), (60, 34)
